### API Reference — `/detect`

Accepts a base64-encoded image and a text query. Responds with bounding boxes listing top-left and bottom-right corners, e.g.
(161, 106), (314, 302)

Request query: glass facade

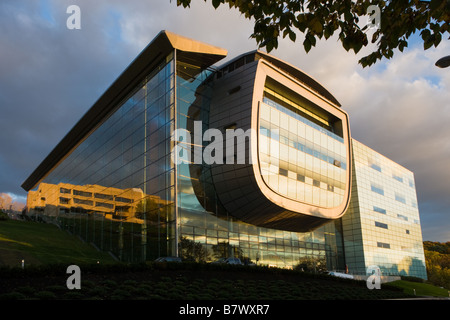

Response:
(23, 31), (426, 278)
(25, 46), (345, 271)
(342, 139), (427, 279)
(174, 52), (344, 270)
(259, 93), (347, 209)
(29, 53), (176, 262)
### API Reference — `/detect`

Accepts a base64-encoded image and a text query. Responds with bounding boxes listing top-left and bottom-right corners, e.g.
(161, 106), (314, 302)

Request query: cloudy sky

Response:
(0, 0), (449, 242)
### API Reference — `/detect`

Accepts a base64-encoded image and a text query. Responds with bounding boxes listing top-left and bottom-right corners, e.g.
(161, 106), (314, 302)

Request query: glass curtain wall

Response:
(174, 54), (345, 270)
(32, 53), (176, 262)
(342, 139), (427, 279)
(31, 49), (345, 270)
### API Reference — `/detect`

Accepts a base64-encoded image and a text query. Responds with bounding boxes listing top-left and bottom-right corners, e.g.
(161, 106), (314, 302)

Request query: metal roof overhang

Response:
(21, 30), (227, 191)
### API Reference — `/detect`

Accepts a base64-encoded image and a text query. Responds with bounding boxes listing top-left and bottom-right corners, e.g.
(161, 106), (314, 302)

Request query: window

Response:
(313, 180), (320, 188)
(95, 202), (114, 209)
(397, 214), (408, 221)
(377, 242), (390, 249)
(95, 193), (114, 201)
(279, 168), (288, 176)
(375, 221), (388, 229)
(115, 197), (132, 203)
(395, 193), (406, 204)
(406, 230), (410, 234)
(297, 174), (305, 182)
(327, 184), (334, 192)
(59, 197), (70, 205)
(60, 188), (71, 194)
(392, 174), (403, 183)
(373, 206), (386, 214)
(368, 158), (381, 172)
(73, 190), (92, 198)
(370, 163), (382, 172)
(371, 183), (384, 195)
(73, 198), (93, 206)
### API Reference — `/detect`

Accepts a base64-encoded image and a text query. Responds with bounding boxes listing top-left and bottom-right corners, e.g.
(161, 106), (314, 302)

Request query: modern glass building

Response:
(342, 139), (427, 279)
(22, 30), (426, 278)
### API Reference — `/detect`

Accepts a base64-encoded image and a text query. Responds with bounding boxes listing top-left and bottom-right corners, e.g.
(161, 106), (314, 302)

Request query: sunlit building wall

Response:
(342, 139), (427, 279)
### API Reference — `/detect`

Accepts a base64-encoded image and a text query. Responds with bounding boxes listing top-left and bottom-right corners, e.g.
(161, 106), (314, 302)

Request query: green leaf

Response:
(289, 30), (296, 42)
(303, 38), (312, 53)
(212, 0), (222, 9)
(310, 18), (323, 34)
(429, 0), (443, 12)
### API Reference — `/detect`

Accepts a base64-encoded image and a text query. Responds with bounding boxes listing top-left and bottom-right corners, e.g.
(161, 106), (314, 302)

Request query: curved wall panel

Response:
(205, 52), (352, 232)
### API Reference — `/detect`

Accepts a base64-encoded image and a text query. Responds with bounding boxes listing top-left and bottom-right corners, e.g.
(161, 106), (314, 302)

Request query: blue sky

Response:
(0, 0), (449, 242)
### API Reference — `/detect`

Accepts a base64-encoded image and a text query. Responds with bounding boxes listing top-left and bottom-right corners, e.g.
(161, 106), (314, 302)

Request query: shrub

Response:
(0, 292), (26, 300)
(0, 211), (9, 221)
(34, 291), (57, 300)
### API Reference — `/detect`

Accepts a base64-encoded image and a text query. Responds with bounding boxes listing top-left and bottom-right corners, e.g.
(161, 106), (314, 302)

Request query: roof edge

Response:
(21, 30), (227, 191)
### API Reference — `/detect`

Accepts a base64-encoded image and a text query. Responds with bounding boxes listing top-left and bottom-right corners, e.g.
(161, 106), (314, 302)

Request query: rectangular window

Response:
(370, 163), (382, 172)
(313, 180), (320, 188)
(60, 188), (71, 194)
(392, 174), (403, 183)
(397, 214), (408, 221)
(377, 242), (390, 249)
(375, 221), (388, 229)
(395, 193), (406, 204)
(95, 202), (114, 209)
(95, 193), (114, 201)
(279, 168), (288, 176)
(115, 197), (132, 203)
(406, 230), (410, 234)
(73, 198), (93, 206)
(73, 190), (93, 198)
(297, 174), (305, 182)
(373, 206), (386, 214)
(59, 197), (70, 205)
(371, 183), (384, 195)
(368, 157), (381, 172)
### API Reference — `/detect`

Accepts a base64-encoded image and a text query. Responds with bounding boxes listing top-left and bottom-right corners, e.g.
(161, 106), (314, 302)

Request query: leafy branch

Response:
(176, 0), (450, 67)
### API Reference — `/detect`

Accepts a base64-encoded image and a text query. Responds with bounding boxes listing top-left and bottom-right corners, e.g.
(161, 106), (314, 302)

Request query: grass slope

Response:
(387, 280), (450, 298)
(0, 220), (115, 267)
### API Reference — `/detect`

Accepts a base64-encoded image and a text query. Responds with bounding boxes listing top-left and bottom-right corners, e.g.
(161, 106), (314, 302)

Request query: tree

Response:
(424, 241), (450, 289)
(176, 0), (450, 67)
(179, 237), (210, 262)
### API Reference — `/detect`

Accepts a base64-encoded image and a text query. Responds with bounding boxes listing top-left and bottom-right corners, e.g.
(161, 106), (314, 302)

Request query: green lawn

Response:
(387, 280), (450, 298)
(0, 219), (116, 267)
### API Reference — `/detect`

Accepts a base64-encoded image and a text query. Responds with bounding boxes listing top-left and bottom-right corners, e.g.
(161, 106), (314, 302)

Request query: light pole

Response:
(435, 55), (450, 68)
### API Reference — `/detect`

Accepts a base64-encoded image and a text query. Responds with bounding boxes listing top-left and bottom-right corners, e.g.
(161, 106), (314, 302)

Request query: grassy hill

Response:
(387, 280), (449, 298)
(0, 219), (116, 267)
